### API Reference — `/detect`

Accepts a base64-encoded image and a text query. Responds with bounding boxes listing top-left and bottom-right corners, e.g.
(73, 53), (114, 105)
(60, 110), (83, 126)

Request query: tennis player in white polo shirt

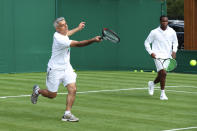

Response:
(144, 15), (178, 100)
(31, 17), (101, 122)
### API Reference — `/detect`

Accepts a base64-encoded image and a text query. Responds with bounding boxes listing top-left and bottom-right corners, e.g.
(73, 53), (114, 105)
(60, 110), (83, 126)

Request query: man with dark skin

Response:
(144, 16), (178, 100)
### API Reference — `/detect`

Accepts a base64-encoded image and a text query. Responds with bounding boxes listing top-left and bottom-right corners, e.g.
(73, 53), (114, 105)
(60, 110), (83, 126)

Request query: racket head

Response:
(165, 58), (177, 71)
(102, 28), (120, 43)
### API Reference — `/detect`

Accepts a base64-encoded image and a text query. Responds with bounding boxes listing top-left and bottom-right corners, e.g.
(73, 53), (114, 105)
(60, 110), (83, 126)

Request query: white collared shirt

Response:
(144, 26), (178, 59)
(48, 32), (73, 70)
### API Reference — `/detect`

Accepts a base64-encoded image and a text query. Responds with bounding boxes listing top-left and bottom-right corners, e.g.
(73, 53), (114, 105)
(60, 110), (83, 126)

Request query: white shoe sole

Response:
(61, 118), (79, 122)
(160, 97), (168, 100)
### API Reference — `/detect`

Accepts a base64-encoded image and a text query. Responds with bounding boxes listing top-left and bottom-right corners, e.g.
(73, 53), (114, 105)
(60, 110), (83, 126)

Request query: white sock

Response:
(161, 90), (165, 95)
(65, 111), (71, 115)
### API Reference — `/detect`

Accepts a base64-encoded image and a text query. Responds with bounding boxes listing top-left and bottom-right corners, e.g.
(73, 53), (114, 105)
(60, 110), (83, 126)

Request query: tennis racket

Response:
(156, 58), (177, 72)
(101, 28), (120, 43)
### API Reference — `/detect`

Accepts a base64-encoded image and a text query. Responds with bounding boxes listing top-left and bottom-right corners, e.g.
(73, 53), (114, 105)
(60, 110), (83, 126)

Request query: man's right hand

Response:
(94, 36), (102, 42)
(151, 53), (156, 59)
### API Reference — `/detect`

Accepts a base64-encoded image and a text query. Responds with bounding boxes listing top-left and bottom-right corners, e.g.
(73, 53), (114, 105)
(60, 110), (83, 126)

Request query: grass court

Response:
(0, 71), (197, 131)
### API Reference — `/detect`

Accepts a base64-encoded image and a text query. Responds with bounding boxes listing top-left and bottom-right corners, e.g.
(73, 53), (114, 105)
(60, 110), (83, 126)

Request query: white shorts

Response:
(154, 59), (169, 72)
(46, 68), (77, 92)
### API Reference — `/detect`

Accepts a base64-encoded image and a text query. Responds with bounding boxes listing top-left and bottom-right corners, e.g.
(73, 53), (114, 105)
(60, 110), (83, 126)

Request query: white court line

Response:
(162, 126), (197, 131)
(0, 86), (197, 99)
(0, 95), (30, 99)
(166, 89), (197, 94)
(58, 87), (148, 95)
(0, 87), (149, 99)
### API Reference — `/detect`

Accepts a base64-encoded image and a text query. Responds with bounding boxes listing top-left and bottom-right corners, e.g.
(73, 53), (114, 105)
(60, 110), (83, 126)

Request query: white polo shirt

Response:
(144, 26), (178, 59)
(48, 32), (73, 70)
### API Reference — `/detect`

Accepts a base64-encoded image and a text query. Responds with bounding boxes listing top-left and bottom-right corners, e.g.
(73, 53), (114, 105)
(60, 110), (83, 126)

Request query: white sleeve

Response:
(144, 31), (154, 55)
(54, 34), (72, 48)
(172, 31), (178, 52)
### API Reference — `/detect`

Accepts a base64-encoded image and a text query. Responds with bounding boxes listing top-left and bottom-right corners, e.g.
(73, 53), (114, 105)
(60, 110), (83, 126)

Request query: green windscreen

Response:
(57, 0), (161, 71)
(0, 0), (55, 73)
(1, 0), (196, 73)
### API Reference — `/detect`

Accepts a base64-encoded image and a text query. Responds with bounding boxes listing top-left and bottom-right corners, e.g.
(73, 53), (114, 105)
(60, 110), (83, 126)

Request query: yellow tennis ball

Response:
(152, 70), (155, 73)
(134, 70), (137, 72)
(190, 60), (197, 66)
(140, 70), (144, 72)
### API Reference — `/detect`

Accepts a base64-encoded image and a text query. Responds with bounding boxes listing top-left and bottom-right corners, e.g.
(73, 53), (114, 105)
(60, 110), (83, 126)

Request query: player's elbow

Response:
(75, 42), (83, 47)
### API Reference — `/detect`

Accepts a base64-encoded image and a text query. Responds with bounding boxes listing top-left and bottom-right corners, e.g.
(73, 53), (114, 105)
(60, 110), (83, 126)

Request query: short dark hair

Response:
(160, 15), (168, 21)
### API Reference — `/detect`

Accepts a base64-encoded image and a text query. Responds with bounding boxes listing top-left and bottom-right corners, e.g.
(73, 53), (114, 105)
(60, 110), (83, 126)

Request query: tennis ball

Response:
(140, 70), (144, 72)
(190, 60), (197, 66)
(134, 70), (137, 72)
(152, 70), (155, 73)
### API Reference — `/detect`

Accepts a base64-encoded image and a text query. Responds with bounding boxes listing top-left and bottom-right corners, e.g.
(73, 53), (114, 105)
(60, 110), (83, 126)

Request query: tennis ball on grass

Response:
(152, 70), (155, 73)
(134, 70), (137, 72)
(190, 60), (197, 66)
(140, 70), (144, 72)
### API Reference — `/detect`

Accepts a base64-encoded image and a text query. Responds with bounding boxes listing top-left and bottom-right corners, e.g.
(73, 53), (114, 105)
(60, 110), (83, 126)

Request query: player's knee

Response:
(71, 86), (77, 93)
(67, 83), (77, 94)
(161, 70), (167, 77)
(68, 86), (77, 95)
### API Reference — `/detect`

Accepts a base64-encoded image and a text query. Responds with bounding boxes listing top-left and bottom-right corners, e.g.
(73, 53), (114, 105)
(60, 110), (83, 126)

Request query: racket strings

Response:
(103, 29), (120, 43)
(104, 36), (119, 43)
(158, 58), (177, 72)
(167, 59), (177, 71)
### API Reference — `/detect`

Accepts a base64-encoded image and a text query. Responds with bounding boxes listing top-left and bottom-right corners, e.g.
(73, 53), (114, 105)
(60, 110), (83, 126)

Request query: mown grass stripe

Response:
(0, 71), (197, 131)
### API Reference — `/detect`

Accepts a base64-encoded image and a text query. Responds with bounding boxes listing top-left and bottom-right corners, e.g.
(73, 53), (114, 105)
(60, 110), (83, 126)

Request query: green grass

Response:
(0, 71), (197, 131)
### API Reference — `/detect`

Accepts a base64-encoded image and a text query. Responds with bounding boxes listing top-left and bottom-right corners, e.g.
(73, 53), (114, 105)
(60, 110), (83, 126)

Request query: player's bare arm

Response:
(70, 36), (101, 47)
(67, 22), (85, 36)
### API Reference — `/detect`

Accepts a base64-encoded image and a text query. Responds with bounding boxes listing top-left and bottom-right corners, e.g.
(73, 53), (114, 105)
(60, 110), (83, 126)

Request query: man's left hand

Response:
(78, 22), (85, 30)
(171, 51), (176, 59)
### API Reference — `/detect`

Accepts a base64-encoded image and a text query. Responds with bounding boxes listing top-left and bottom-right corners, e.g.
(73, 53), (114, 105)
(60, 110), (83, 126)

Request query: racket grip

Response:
(100, 35), (103, 40)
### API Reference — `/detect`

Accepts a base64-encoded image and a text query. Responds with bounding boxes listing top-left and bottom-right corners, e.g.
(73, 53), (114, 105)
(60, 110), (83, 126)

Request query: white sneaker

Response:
(160, 94), (168, 100)
(62, 113), (79, 122)
(31, 85), (40, 104)
(148, 81), (154, 95)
